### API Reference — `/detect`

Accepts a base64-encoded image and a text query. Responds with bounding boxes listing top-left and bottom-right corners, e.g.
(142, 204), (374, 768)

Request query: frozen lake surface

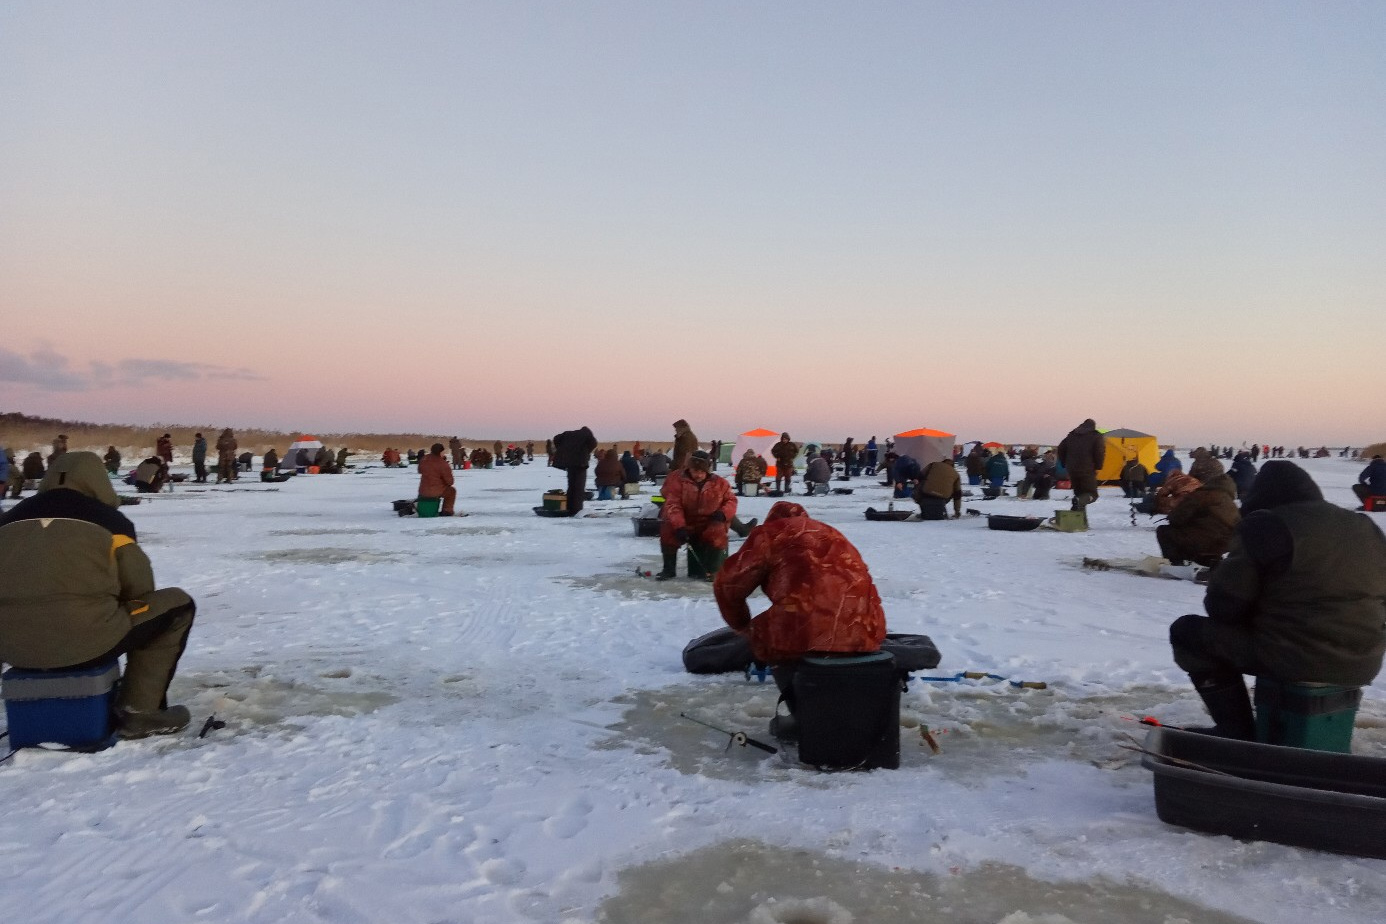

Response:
(2, 455), (1383, 923)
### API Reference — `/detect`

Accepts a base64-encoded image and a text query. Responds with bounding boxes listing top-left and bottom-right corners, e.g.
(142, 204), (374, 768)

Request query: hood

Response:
(39, 451), (120, 508)
(1162, 449), (1175, 459)
(1072, 419), (1098, 435)
(1242, 461), (1323, 513)
(1199, 473), (1238, 500)
(765, 501), (808, 523)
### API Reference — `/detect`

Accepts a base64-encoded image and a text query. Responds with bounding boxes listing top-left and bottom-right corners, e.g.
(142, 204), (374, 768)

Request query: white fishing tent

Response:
(279, 436), (325, 471)
(892, 427), (956, 466)
(729, 428), (783, 477)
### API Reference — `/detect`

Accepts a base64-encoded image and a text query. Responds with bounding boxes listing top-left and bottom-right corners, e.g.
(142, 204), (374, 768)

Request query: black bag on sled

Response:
(682, 627), (754, 674)
(880, 633), (942, 672)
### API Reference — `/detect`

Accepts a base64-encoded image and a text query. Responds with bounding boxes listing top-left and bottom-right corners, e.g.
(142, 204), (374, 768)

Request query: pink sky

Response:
(2, 4), (1382, 448)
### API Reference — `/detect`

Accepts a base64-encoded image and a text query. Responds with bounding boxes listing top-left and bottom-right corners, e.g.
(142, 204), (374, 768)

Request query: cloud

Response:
(0, 347), (263, 391)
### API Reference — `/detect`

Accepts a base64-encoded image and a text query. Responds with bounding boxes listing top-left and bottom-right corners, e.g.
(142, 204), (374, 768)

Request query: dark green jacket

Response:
(1206, 462), (1386, 685)
(0, 452), (153, 668)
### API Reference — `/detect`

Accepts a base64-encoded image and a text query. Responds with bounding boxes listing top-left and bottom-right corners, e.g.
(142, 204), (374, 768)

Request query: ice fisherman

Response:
(657, 449), (736, 581)
(551, 426), (597, 516)
(0, 452), (197, 738)
(713, 501), (887, 740)
(417, 443), (458, 516)
(1355, 455), (1386, 508)
(1168, 461), (1386, 739)
(1057, 419), (1105, 510)
(912, 458), (963, 518)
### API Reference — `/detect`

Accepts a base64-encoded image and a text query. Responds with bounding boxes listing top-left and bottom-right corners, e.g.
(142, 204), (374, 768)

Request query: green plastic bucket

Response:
(416, 497), (442, 518)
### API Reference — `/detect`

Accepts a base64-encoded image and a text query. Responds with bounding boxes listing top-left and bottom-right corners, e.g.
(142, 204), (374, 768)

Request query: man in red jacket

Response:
(658, 450), (736, 580)
(714, 501), (887, 735)
(417, 443), (457, 516)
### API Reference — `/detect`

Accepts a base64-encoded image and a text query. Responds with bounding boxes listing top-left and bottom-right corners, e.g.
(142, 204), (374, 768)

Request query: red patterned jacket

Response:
(714, 501), (886, 662)
(659, 469), (736, 549)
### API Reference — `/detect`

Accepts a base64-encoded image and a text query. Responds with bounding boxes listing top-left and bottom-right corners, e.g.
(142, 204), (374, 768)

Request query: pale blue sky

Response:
(2, 2), (1382, 444)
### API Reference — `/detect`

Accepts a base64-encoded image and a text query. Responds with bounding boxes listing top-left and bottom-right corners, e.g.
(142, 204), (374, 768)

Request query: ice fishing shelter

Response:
(1096, 428), (1160, 482)
(278, 436), (325, 471)
(730, 428), (783, 476)
(892, 428), (956, 466)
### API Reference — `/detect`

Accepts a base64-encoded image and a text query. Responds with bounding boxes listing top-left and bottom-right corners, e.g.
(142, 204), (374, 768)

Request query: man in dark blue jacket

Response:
(1354, 455), (1386, 508)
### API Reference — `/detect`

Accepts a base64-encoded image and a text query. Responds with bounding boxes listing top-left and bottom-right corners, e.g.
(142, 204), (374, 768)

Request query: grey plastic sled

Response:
(1140, 726), (1386, 858)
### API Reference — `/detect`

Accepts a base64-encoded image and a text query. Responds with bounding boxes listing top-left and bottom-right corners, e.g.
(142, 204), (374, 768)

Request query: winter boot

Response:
(654, 548), (678, 581)
(117, 704), (192, 740)
(1192, 677), (1256, 740)
(731, 516), (758, 538)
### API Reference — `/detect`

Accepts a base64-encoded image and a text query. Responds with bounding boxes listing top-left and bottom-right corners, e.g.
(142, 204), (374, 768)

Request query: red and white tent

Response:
(892, 427), (955, 466)
(729, 428), (783, 477)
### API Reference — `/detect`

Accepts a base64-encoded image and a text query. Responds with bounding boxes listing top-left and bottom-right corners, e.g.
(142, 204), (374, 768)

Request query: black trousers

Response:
(566, 466), (588, 516)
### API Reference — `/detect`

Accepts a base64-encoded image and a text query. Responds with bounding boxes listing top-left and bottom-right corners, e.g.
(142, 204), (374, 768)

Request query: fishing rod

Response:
(917, 671), (1048, 690)
(679, 712), (777, 754)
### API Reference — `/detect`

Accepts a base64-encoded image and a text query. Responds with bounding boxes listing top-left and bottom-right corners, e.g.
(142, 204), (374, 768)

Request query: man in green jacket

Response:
(0, 452), (196, 738)
(1168, 461), (1386, 739)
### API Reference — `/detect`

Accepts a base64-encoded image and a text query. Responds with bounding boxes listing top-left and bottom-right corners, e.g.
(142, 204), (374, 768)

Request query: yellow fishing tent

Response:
(1097, 428), (1160, 482)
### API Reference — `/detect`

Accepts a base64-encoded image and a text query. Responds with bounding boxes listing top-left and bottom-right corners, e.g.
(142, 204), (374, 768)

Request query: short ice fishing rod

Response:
(679, 712), (778, 754)
(918, 671), (1048, 690)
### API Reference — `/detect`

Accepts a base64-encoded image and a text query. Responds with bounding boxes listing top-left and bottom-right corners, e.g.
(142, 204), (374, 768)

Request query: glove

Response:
(709, 511), (726, 522)
(674, 527), (691, 545)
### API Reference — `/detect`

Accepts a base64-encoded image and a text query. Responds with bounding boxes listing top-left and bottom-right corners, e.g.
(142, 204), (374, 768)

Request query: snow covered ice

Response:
(2, 457), (1384, 924)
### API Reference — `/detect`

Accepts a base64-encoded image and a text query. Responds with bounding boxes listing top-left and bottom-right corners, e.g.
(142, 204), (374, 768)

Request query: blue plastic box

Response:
(2, 661), (120, 749)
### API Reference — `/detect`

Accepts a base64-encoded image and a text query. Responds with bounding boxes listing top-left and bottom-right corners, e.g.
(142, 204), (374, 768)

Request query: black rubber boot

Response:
(654, 548), (678, 581)
(1193, 677), (1257, 740)
(730, 516), (758, 538)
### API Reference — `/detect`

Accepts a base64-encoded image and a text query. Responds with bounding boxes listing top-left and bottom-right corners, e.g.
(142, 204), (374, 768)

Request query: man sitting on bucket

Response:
(713, 501), (887, 740)
(657, 449), (736, 581)
(1167, 461), (1386, 739)
(0, 451), (197, 738)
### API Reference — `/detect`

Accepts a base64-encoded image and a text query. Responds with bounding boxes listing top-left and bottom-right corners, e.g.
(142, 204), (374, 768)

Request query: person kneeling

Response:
(1167, 461), (1386, 739)
(1155, 474), (1239, 567)
(0, 452), (196, 738)
(713, 501), (887, 741)
(912, 459), (962, 520)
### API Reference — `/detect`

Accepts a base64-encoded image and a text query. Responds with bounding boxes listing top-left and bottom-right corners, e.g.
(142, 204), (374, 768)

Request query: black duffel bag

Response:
(682, 626), (754, 674)
(880, 633), (942, 671)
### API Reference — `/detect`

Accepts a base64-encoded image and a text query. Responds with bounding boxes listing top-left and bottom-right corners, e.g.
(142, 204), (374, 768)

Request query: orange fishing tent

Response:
(893, 427), (956, 465)
(730, 428), (784, 477)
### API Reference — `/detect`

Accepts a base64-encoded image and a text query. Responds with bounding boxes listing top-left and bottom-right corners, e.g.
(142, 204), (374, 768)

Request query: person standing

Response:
(864, 436), (879, 475)
(551, 427), (597, 516)
(103, 446), (121, 475)
(449, 437), (464, 470)
(49, 434), (68, 464)
(191, 433), (208, 483)
(1057, 419), (1106, 510)
(657, 450), (736, 580)
(671, 419), (699, 472)
(771, 432), (799, 495)
(215, 429), (238, 483)
(156, 433), (174, 465)
(418, 443), (458, 516)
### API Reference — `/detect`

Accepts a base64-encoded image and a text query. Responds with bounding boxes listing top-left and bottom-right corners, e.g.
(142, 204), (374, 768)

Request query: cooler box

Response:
(1053, 509), (1088, 532)
(793, 652), (901, 770)
(542, 490), (568, 512)
(416, 497), (442, 518)
(2, 661), (120, 749)
(1255, 678), (1361, 753)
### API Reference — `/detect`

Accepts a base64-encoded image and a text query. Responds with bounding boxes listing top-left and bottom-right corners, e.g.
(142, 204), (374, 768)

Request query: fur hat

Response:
(689, 449), (712, 468)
